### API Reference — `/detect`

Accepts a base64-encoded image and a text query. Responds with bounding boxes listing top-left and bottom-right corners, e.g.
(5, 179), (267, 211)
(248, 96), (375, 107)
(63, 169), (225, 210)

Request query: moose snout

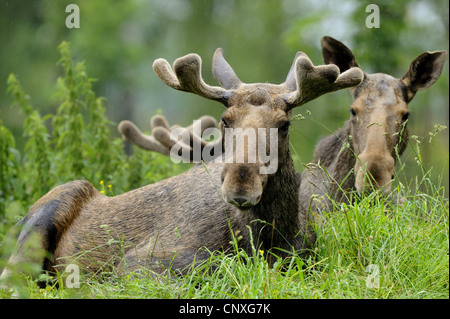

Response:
(355, 152), (395, 195)
(227, 194), (262, 210)
(221, 163), (267, 209)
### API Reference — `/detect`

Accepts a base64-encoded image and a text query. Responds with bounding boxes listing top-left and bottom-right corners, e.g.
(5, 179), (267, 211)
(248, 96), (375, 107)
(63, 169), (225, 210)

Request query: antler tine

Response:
(284, 54), (364, 108)
(118, 120), (170, 155)
(152, 114), (218, 148)
(186, 115), (218, 140)
(119, 115), (222, 163)
(284, 51), (308, 91)
(150, 114), (192, 150)
(153, 53), (232, 105)
(212, 48), (242, 90)
(151, 114), (171, 131)
(152, 126), (194, 162)
(153, 115), (222, 163)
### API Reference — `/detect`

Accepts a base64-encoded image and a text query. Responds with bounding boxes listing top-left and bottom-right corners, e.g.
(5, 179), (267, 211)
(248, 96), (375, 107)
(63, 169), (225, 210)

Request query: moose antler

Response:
(118, 117), (170, 155)
(118, 115), (220, 162)
(148, 49), (363, 163)
(283, 54), (364, 108)
(153, 54), (232, 105)
(153, 48), (363, 109)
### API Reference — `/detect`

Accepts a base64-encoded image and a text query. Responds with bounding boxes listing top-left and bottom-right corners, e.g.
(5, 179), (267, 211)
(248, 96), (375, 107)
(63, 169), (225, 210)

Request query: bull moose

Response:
(0, 47), (363, 284)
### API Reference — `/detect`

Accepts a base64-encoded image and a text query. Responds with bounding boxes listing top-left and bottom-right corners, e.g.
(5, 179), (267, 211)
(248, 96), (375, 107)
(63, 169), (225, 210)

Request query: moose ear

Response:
(401, 50), (447, 101)
(321, 36), (359, 72)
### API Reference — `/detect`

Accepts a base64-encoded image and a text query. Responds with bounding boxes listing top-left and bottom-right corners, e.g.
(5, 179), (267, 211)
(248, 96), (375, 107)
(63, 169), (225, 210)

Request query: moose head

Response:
(321, 36), (447, 195)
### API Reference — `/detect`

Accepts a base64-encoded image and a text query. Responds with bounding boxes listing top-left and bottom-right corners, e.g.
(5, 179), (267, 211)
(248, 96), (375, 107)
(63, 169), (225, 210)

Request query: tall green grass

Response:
(0, 42), (448, 299)
(2, 187), (447, 299)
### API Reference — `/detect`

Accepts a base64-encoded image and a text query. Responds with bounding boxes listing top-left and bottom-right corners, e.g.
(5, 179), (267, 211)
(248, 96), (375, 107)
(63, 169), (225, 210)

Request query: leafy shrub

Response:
(0, 41), (188, 234)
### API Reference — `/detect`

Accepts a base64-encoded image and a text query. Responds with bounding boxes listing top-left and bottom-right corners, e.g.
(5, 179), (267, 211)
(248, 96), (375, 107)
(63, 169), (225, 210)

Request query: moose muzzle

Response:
(354, 152), (395, 195)
(221, 162), (268, 209)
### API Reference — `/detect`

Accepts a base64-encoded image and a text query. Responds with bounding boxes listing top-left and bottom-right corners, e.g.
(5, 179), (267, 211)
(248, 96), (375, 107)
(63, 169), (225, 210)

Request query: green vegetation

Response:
(1, 187), (448, 299)
(0, 43), (448, 299)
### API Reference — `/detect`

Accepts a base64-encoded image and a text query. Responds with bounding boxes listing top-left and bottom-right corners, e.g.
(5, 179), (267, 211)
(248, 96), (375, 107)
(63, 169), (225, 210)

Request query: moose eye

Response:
(350, 108), (357, 117)
(401, 112), (410, 122)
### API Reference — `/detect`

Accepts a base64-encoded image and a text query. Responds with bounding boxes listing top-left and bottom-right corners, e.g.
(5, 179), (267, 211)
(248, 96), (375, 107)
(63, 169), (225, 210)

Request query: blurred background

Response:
(0, 0), (448, 194)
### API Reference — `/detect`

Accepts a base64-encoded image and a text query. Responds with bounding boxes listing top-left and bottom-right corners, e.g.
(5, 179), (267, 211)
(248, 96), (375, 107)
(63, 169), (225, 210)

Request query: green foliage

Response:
(312, 191), (448, 298)
(0, 41), (189, 226)
(7, 73), (52, 203)
(52, 41), (86, 179)
(0, 119), (22, 215)
(4, 188), (447, 299)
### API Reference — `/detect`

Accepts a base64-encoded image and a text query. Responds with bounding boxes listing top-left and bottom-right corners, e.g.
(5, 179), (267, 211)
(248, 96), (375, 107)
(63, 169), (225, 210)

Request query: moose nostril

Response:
(233, 197), (248, 206)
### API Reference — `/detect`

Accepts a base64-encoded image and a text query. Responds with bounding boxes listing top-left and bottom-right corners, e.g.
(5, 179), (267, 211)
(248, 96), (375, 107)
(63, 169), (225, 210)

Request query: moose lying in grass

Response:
(121, 36), (446, 221)
(0, 46), (363, 284)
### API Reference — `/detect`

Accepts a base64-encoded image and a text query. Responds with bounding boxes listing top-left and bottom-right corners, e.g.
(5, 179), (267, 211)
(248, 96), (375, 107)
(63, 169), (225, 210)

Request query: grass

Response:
(1, 183), (447, 299)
